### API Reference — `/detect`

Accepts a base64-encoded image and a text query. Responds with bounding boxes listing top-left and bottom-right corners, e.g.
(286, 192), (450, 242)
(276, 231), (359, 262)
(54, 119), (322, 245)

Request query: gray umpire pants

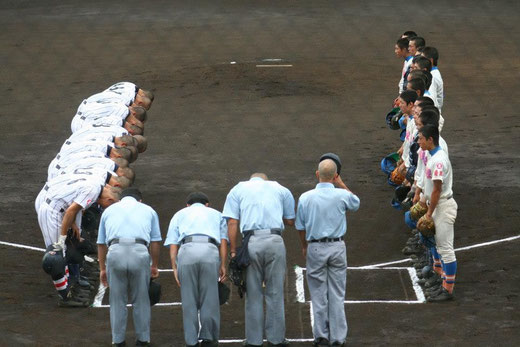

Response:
(306, 241), (347, 344)
(178, 242), (220, 345)
(107, 241), (151, 344)
(245, 233), (286, 345)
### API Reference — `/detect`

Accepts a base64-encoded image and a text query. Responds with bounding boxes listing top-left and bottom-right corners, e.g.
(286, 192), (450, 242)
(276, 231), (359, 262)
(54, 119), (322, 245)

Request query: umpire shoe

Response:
(268, 339), (290, 346)
(313, 337), (329, 346)
(58, 291), (89, 308)
(427, 288), (454, 302)
(330, 342), (346, 347)
(135, 340), (150, 346)
(200, 340), (219, 347)
(112, 342), (126, 347)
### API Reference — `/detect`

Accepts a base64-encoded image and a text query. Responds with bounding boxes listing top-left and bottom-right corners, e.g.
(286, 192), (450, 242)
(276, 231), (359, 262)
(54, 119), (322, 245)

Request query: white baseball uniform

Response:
(103, 82), (138, 103)
(56, 157), (118, 178)
(68, 123), (128, 143)
(414, 136), (449, 190)
(48, 151), (108, 181)
(36, 174), (105, 247)
(399, 56), (414, 93)
(71, 100), (129, 133)
(423, 147), (457, 263)
(402, 115), (416, 169)
(429, 67), (444, 111)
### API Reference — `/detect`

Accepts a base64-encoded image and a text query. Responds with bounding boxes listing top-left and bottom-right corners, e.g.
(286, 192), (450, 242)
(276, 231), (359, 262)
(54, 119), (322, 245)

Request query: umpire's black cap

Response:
(319, 152), (342, 174)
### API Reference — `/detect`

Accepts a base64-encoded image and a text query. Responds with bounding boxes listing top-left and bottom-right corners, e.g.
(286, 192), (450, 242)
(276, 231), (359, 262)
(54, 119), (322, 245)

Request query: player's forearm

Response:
(60, 209), (79, 236)
(169, 244), (179, 270)
(149, 241), (160, 268)
(97, 244), (108, 271)
(428, 187), (441, 216)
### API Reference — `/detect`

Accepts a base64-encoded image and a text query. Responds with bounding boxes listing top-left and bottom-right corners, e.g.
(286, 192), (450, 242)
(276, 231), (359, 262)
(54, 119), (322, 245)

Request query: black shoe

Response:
(242, 341), (262, 347)
(425, 275), (442, 288)
(330, 342), (346, 347)
(113, 342), (126, 347)
(135, 340), (150, 346)
(268, 339), (289, 346)
(425, 286), (442, 298)
(58, 291), (89, 307)
(200, 340), (218, 347)
(427, 288), (454, 302)
(312, 337), (329, 346)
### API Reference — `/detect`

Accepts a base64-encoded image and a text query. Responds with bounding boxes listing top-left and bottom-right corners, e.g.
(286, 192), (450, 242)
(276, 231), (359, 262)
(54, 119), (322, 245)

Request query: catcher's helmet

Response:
(319, 152), (342, 174)
(149, 279), (161, 306)
(42, 245), (66, 278)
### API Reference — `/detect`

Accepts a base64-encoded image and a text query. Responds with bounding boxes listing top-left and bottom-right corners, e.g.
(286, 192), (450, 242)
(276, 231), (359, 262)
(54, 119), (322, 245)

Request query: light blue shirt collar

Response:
(316, 182), (334, 189)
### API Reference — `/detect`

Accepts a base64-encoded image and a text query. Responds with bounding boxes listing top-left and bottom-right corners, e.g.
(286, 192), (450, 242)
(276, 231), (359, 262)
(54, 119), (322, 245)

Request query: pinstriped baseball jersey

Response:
(68, 123), (128, 143)
(103, 82), (138, 103)
(56, 157), (117, 179)
(85, 83), (136, 107)
(36, 174), (104, 247)
(48, 151), (108, 181)
(57, 140), (113, 160)
(71, 101), (129, 133)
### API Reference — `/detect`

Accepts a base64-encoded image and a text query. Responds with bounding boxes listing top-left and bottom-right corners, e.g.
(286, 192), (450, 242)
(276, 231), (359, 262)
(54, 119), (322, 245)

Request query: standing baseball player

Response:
(165, 192), (228, 347)
(416, 125), (458, 302)
(97, 187), (161, 346)
(295, 158), (360, 346)
(223, 173), (295, 347)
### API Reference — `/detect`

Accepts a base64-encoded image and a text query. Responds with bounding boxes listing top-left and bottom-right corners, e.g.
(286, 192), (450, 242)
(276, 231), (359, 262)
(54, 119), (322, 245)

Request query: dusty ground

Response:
(1, 0), (519, 346)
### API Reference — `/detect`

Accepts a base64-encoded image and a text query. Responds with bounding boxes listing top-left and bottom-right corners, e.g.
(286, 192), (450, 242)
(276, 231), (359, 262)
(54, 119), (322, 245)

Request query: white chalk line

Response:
(256, 64), (293, 68)
(359, 234), (520, 269)
(0, 240), (96, 262)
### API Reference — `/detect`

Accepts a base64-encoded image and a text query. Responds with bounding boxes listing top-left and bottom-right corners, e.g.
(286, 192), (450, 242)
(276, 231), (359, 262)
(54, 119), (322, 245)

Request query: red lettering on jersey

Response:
(436, 163), (443, 169)
(86, 199), (92, 205)
(426, 168), (432, 179)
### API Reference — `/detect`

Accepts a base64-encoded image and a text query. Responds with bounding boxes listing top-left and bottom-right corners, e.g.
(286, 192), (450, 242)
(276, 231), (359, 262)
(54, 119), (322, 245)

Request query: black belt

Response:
(181, 236), (218, 247)
(309, 237), (343, 243)
(108, 238), (148, 247)
(45, 198), (64, 213)
(244, 228), (282, 236)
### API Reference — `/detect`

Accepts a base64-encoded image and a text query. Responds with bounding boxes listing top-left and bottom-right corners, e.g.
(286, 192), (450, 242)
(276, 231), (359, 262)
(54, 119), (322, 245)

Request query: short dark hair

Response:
(410, 36), (426, 48)
(402, 31), (418, 38)
(396, 37), (409, 50)
(407, 78), (426, 96)
(422, 46), (439, 66)
(419, 108), (440, 128)
(121, 187), (142, 200)
(186, 192), (209, 205)
(399, 90), (418, 105)
(413, 56), (432, 71)
(417, 96), (435, 107)
(419, 124), (439, 146)
(408, 69), (432, 90)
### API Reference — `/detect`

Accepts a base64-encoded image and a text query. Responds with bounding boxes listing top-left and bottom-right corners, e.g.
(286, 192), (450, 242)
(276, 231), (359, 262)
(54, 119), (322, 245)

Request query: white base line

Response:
(294, 266), (305, 303)
(360, 234), (520, 268)
(0, 240), (95, 262)
(407, 267), (426, 303)
(256, 64), (293, 68)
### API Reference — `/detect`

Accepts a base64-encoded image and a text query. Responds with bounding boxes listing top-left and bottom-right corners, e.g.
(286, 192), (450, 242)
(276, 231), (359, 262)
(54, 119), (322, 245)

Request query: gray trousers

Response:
(245, 234), (286, 345)
(107, 242), (151, 343)
(306, 241), (347, 343)
(178, 242), (220, 345)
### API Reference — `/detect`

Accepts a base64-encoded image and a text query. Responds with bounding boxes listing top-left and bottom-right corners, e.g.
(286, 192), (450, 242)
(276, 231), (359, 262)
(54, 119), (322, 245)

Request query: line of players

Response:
(382, 31), (458, 302)
(35, 82), (154, 307)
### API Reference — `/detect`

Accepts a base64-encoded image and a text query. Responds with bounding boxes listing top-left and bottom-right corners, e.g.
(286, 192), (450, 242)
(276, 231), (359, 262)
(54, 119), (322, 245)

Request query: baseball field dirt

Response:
(1, 0), (519, 345)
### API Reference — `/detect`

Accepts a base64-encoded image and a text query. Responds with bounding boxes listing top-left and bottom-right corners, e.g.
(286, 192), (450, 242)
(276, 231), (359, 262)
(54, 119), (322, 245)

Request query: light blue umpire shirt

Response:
(222, 177), (295, 233)
(295, 183), (360, 240)
(164, 203), (228, 246)
(97, 196), (162, 245)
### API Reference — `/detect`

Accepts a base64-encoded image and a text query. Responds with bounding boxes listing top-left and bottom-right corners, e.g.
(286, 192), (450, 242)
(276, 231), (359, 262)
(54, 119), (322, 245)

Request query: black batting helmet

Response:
(42, 245), (66, 278)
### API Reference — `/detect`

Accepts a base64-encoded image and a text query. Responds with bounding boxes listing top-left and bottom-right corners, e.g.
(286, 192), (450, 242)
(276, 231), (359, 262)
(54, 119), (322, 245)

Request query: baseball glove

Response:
(390, 167), (406, 185)
(409, 201), (428, 221)
(417, 215), (435, 237)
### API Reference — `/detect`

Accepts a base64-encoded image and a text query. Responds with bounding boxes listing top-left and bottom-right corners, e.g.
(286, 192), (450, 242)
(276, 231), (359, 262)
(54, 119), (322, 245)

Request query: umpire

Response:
(295, 158), (360, 346)
(223, 173), (295, 347)
(164, 192), (228, 347)
(97, 187), (162, 346)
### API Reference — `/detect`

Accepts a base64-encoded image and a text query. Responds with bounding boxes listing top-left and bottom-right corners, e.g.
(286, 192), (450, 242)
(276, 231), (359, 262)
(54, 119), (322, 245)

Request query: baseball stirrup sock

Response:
(65, 265), (70, 279)
(53, 275), (68, 299)
(442, 261), (457, 293)
(431, 247), (442, 275)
